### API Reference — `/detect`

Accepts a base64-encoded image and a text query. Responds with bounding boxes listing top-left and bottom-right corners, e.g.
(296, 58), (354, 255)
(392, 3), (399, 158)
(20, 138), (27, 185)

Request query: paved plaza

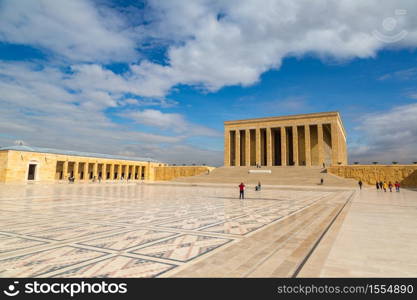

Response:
(0, 183), (415, 277)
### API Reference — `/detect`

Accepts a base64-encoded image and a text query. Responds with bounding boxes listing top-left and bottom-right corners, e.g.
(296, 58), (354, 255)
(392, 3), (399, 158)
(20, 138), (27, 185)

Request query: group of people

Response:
(238, 181), (262, 199)
(376, 181), (400, 192)
(68, 175), (145, 183)
(239, 178), (402, 198)
(358, 180), (401, 192)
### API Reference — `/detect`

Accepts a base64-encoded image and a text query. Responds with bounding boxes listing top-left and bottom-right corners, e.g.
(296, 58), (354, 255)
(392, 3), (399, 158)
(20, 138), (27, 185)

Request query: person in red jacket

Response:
(395, 181), (400, 192)
(238, 182), (245, 199)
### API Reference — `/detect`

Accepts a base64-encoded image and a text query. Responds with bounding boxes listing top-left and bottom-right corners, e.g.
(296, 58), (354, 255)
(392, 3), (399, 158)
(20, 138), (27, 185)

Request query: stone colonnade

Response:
(224, 112), (347, 167)
(57, 160), (150, 182)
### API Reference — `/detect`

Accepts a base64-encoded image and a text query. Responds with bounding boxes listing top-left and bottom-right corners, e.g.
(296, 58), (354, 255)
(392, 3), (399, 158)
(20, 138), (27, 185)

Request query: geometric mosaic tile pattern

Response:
(78, 230), (178, 251)
(55, 256), (176, 278)
(0, 234), (46, 254)
(0, 183), (330, 277)
(29, 224), (124, 241)
(200, 217), (269, 235)
(0, 246), (107, 277)
(130, 234), (232, 262)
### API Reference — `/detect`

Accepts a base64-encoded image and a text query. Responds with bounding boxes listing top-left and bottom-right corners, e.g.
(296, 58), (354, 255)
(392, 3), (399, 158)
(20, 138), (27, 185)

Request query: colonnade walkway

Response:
(173, 166), (357, 187)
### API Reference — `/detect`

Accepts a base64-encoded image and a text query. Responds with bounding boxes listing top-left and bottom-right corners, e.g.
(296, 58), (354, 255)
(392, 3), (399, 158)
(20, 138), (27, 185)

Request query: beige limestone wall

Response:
(0, 151), (8, 182)
(310, 125), (319, 166)
(329, 165), (417, 187)
(323, 126), (332, 166)
(154, 166), (215, 181)
(3, 150), (57, 182)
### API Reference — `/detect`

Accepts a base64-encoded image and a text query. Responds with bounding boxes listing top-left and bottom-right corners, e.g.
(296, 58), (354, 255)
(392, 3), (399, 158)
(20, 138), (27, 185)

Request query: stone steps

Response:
(174, 166), (357, 187)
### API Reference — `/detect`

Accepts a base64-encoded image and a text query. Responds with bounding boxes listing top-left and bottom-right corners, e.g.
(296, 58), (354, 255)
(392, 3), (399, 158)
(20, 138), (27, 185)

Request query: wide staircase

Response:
(173, 166), (357, 187)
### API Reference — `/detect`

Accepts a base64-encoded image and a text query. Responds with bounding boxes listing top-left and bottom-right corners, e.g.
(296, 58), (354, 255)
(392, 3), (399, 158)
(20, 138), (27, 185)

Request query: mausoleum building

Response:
(224, 112), (348, 167)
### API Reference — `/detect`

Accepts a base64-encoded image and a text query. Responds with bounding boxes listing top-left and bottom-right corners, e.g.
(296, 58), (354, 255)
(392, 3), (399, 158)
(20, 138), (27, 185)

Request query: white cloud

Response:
(0, 61), (221, 163)
(0, 0), (137, 62)
(407, 93), (417, 99)
(126, 0), (417, 95)
(351, 103), (417, 163)
(3, 0), (417, 96)
(124, 109), (187, 130)
(123, 109), (222, 137)
(378, 67), (417, 81)
(1, 0), (417, 164)
(120, 98), (177, 107)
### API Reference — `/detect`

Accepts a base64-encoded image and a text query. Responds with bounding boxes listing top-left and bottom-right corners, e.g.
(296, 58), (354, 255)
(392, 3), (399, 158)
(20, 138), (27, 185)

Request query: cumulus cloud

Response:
(122, 109), (222, 136)
(128, 0), (417, 95)
(1, 0), (417, 164)
(3, 0), (417, 96)
(0, 0), (138, 62)
(0, 61), (219, 163)
(350, 103), (417, 163)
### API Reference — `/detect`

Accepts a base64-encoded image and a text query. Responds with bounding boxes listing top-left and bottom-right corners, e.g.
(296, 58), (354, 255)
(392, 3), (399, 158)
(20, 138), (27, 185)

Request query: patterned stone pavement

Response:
(0, 183), (344, 277)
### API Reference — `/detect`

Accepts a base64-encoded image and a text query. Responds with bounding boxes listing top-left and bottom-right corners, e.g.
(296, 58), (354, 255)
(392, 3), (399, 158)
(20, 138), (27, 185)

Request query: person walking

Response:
(395, 181), (400, 192)
(383, 181), (387, 192)
(376, 182), (379, 190)
(358, 180), (363, 189)
(379, 181), (383, 190)
(388, 181), (393, 192)
(239, 182), (245, 199)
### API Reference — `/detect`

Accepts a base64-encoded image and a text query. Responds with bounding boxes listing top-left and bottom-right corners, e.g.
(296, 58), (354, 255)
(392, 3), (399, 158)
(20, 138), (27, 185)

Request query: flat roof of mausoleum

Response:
(0, 145), (159, 162)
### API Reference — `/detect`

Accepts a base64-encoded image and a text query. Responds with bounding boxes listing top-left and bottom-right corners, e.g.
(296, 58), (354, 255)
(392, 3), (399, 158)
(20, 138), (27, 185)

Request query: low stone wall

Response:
(154, 166), (215, 181)
(328, 165), (417, 187)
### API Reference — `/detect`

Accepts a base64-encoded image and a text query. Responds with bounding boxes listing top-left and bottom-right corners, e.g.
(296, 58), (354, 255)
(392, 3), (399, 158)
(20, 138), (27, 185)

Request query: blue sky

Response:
(0, 0), (416, 165)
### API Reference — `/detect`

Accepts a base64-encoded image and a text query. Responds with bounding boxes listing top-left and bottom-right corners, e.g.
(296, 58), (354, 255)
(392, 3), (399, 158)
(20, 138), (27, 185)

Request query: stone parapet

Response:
(154, 166), (215, 181)
(328, 165), (417, 187)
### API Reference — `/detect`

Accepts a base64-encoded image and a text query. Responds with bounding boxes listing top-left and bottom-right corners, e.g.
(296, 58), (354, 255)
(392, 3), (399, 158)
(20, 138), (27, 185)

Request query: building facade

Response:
(224, 112), (348, 167)
(0, 146), (164, 183)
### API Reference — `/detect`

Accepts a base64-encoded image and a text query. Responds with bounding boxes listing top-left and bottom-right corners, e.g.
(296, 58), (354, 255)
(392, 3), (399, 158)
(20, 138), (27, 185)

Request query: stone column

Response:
(83, 162), (89, 181)
(293, 126), (299, 166)
(255, 128), (261, 166)
(62, 161), (68, 180)
(224, 129), (230, 166)
(93, 163), (98, 180)
(132, 165), (137, 180)
(266, 127), (273, 166)
(331, 122), (340, 165)
(245, 129), (251, 166)
(305, 125), (311, 167)
(118, 165), (122, 179)
(73, 162), (79, 180)
(146, 162), (150, 180)
(138, 166), (142, 179)
(101, 163), (106, 180)
(122, 165), (126, 179)
(109, 164), (114, 180)
(281, 127), (287, 166)
(235, 130), (241, 166)
(317, 124), (324, 167)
